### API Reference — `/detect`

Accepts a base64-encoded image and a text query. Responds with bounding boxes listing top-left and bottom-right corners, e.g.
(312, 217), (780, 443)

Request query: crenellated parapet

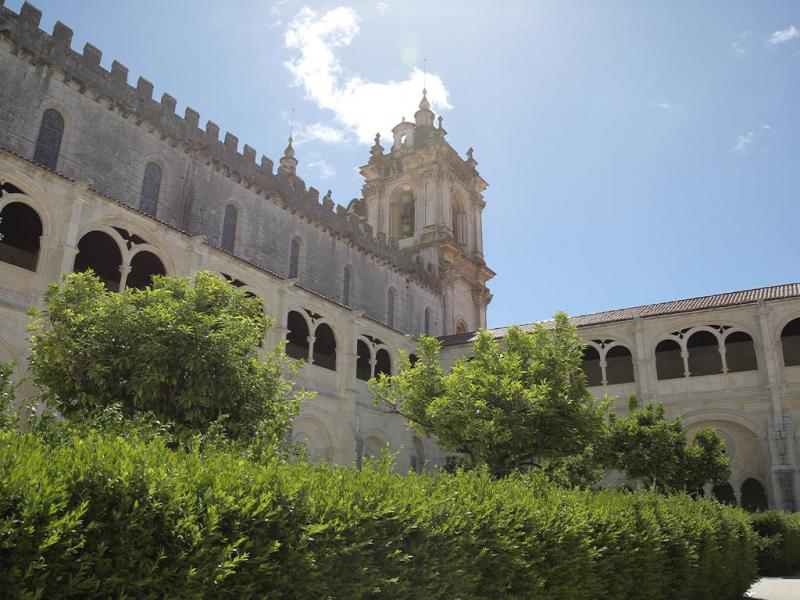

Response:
(0, 1), (439, 289)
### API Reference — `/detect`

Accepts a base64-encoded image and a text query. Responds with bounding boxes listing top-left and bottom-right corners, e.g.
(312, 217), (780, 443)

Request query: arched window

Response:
(220, 204), (237, 252)
(73, 231), (123, 291)
(712, 482), (737, 506)
(740, 478), (768, 512)
(391, 185), (415, 239)
(285, 310), (309, 361)
(655, 339), (683, 380)
(126, 251), (166, 290)
(312, 323), (337, 371)
(605, 345), (635, 385)
(375, 348), (391, 377)
(356, 339), (372, 381)
(451, 197), (466, 248)
(581, 346), (602, 387)
(424, 307), (431, 335)
(289, 237), (301, 279)
(0, 202), (43, 271)
(781, 318), (800, 367)
(387, 288), (395, 328)
(139, 162), (162, 217)
(687, 330), (722, 376)
(725, 331), (758, 373)
(455, 320), (468, 335)
(342, 265), (352, 306)
(33, 109), (64, 170)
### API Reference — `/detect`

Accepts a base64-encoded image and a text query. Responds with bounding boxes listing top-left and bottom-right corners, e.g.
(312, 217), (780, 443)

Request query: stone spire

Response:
(279, 136), (298, 175)
(414, 89), (435, 128)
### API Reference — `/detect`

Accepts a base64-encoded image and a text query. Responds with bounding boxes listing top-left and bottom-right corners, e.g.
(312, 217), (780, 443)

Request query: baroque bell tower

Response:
(358, 90), (494, 335)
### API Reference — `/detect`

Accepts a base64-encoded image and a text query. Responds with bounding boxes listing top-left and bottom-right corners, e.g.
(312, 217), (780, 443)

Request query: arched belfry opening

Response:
(390, 184), (415, 239)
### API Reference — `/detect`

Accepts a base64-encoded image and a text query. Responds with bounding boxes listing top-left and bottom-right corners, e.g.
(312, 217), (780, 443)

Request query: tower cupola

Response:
(414, 89), (435, 128)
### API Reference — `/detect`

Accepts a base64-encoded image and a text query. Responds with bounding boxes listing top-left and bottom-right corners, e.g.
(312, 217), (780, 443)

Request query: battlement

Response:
(0, 1), (437, 288)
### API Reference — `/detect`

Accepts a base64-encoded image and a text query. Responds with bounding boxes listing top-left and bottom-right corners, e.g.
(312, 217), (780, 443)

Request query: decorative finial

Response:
(465, 147), (477, 169)
(437, 115), (442, 128)
(370, 132), (385, 158)
(284, 136), (295, 158)
(466, 147), (474, 161)
(322, 189), (334, 210)
(418, 88), (431, 111)
(279, 136), (298, 175)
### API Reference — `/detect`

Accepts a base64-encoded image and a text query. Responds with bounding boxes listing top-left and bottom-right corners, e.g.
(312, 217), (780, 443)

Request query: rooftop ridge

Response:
(0, 1), (437, 289)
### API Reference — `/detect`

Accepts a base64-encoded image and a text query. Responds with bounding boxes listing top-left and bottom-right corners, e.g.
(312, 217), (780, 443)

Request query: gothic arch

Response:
(451, 191), (467, 248)
(219, 200), (241, 253)
(362, 430), (391, 459)
(292, 414), (334, 461)
(0, 196), (43, 272)
(680, 409), (766, 440)
(0, 188), (55, 239)
(30, 99), (74, 164)
(778, 315), (800, 367)
(388, 184), (416, 239)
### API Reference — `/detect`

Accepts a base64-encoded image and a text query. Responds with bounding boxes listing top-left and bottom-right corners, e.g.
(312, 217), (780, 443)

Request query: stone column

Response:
(633, 317), (650, 399)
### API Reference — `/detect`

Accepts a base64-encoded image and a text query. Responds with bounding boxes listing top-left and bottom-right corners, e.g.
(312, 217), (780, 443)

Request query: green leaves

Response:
(372, 313), (606, 478)
(27, 271), (306, 444)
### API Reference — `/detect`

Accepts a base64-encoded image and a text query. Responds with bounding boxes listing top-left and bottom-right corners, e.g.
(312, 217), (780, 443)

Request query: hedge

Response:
(0, 428), (759, 599)
(750, 510), (800, 576)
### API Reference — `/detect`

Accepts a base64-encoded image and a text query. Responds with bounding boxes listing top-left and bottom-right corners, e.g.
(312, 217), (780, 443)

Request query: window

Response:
(356, 339), (372, 381)
(73, 231), (123, 291)
(289, 237), (301, 279)
(342, 266), (352, 306)
(687, 330), (722, 376)
(139, 162), (162, 217)
(581, 346), (602, 387)
(605, 345), (635, 385)
(455, 320), (468, 335)
(391, 185), (415, 239)
(221, 204), (237, 252)
(0, 202), (43, 271)
(312, 323), (337, 371)
(387, 288), (395, 328)
(424, 307), (431, 335)
(375, 348), (391, 377)
(285, 311), (309, 361)
(655, 339), (684, 380)
(781, 318), (800, 367)
(452, 196), (466, 248)
(33, 109), (64, 170)
(724, 331), (758, 373)
(126, 251), (166, 290)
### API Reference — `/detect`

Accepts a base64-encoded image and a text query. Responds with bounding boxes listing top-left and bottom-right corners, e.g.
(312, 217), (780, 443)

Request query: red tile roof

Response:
(441, 283), (800, 346)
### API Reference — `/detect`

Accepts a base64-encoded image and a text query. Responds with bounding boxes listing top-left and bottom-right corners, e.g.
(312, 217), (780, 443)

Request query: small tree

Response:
(0, 361), (20, 431)
(604, 397), (730, 492)
(28, 271), (307, 442)
(372, 313), (607, 477)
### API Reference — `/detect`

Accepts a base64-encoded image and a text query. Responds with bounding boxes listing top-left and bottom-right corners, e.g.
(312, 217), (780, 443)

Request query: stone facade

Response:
(0, 2), (798, 510)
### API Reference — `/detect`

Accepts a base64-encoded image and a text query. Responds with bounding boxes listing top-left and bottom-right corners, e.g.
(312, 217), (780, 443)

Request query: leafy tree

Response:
(604, 397), (730, 492)
(0, 361), (20, 431)
(28, 271), (307, 442)
(372, 313), (607, 477)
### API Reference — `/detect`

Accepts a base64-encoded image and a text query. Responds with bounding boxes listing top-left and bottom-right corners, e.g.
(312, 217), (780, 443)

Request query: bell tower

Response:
(358, 91), (494, 334)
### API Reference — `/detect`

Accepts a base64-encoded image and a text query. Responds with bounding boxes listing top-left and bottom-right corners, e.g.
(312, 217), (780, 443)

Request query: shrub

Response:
(0, 427), (759, 599)
(750, 510), (800, 576)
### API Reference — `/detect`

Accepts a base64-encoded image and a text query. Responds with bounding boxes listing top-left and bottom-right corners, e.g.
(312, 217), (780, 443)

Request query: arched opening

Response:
(391, 185), (415, 239)
(73, 231), (122, 291)
(220, 204), (237, 252)
(285, 311), (310, 361)
(455, 320), (468, 335)
(781, 318), (800, 367)
(125, 251), (166, 290)
(342, 265), (352, 306)
(581, 345), (602, 387)
(655, 339), (684, 380)
(0, 202), (43, 271)
(387, 288), (395, 328)
(605, 345), (635, 385)
(289, 237), (301, 279)
(451, 196), (466, 249)
(375, 348), (391, 377)
(363, 435), (387, 460)
(725, 331), (758, 373)
(740, 478), (768, 512)
(312, 323), (337, 371)
(408, 353), (419, 367)
(424, 307), (431, 335)
(687, 330), (722, 376)
(292, 418), (333, 462)
(356, 339), (372, 381)
(33, 108), (64, 170)
(712, 483), (737, 506)
(139, 162), (162, 217)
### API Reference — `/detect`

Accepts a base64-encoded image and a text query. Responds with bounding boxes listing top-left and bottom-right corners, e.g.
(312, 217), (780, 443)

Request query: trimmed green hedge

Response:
(0, 429), (758, 599)
(751, 510), (800, 576)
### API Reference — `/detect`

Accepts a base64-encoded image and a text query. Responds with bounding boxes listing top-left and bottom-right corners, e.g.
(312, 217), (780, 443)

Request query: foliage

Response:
(372, 314), (607, 477)
(0, 424), (760, 600)
(604, 397), (730, 492)
(0, 361), (20, 431)
(750, 510), (800, 576)
(27, 271), (308, 443)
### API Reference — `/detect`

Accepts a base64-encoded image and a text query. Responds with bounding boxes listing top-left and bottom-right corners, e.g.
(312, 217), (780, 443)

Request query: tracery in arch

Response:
(33, 108), (64, 170)
(355, 335), (393, 381)
(655, 325), (759, 379)
(284, 309), (338, 371)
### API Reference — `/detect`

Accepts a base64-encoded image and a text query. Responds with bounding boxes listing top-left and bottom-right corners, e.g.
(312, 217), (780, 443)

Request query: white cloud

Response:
(762, 124), (776, 134)
(729, 125), (775, 155)
(306, 157), (336, 178)
(269, 0), (289, 28)
(730, 30), (752, 57)
(646, 101), (672, 110)
(729, 132), (754, 155)
(766, 25), (799, 46)
(284, 6), (451, 144)
(376, 2), (389, 14)
(296, 122), (348, 144)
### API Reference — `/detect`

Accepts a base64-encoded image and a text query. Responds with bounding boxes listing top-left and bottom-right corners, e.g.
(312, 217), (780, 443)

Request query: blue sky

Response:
(11, 0), (800, 328)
